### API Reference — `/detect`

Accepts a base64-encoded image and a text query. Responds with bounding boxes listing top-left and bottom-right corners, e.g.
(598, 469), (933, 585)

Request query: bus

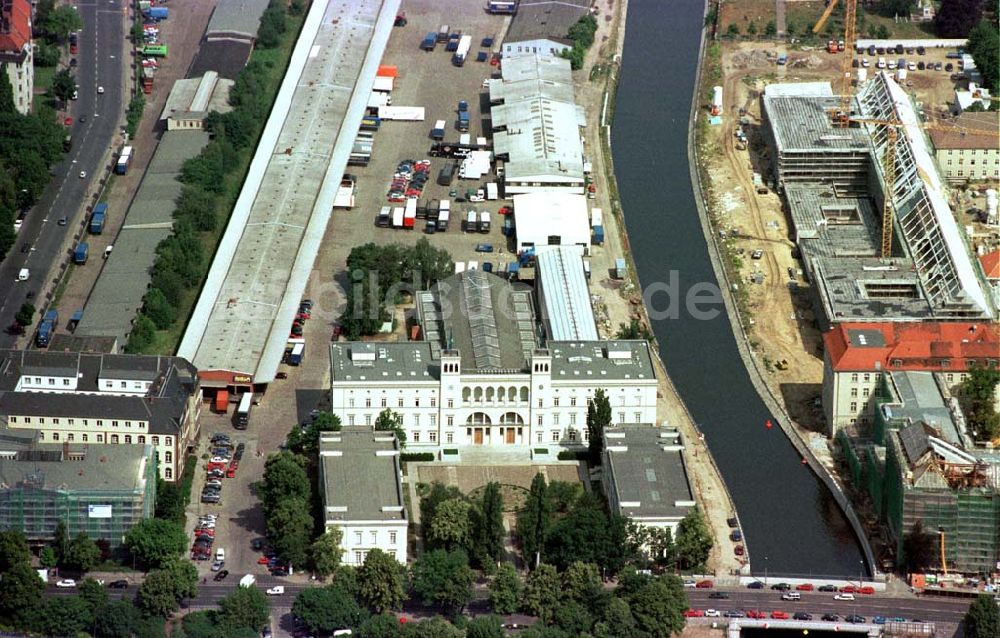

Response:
(142, 44), (168, 57)
(115, 146), (133, 175)
(234, 393), (252, 430)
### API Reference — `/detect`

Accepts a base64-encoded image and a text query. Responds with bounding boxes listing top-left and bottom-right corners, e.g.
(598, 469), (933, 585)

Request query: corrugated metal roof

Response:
(536, 245), (597, 341)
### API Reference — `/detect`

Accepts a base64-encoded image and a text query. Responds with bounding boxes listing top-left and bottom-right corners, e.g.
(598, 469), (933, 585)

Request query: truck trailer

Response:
(452, 35), (472, 66)
(89, 203), (107, 234)
(73, 242), (89, 265)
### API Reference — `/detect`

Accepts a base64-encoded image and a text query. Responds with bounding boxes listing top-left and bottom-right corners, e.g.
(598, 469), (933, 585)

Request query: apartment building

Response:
(928, 112), (1000, 183)
(821, 322), (999, 436)
(0, 350), (201, 481)
(330, 271), (658, 448)
(318, 428), (407, 566)
(0, 0), (32, 114)
(0, 431), (156, 548)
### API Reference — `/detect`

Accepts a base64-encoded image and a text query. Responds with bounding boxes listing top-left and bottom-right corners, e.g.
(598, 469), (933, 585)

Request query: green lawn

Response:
(785, 1), (935, 41)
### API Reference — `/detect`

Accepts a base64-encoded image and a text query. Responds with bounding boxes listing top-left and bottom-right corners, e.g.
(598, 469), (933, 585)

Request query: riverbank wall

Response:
(685, 0), (879, 578)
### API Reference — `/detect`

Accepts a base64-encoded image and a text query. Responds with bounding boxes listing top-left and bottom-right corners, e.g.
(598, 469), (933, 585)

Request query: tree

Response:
(935, 0), (983, 37)
(260, 452), (310, 513)
(267, 497), (314, 568)
(77, 577), (110, 614)
(0, 530), (31, 571)
(960, 365), (1000, 441)
(358, 613), (405, 638)
(554, 601), (594, 635)
(290, 411), (344, 456)
(404, 617), (462, 638)
(628, 576), (688, 637)
(125, 313), (157, 353)
(566, 14), (598, 49)
(563, 561), (604, 607)
(615, 318), (652, 341)
(786, 20), (797, 36)
(747, 20), (758, 36)
(15, 302), (34, 327)
(902, 520), (937, 574)
(137, 559), (198, 617)
(675, 509), (713, 570)
(489, 562), (522, 614)
(311, 529), (345, 578)
(967, 21), (999, 91)
(94, 599), (139, 638)
(357, 549), (407, 613)
(0, 560), (45, 624)
(517, 473), (550, 568)
(521, 563), (562, 623)
(420, 482), (464, 543)
(765, 20), (777, 36)
(410, 549), (475, 616)
(62, 532), (101, 572)
(292, 585), (367, 635)
(30, 595), (94, 637)
(143, 288), (177, 330)
(217, 585), (271, 633)
(51, 68), (77, 104)
(53, 520), (69, 563)
(876, 24), (890, 39)
(964, 594), (1000, 638)
(125, 518), (187, 568)
(39, 546), (58, 568)
(155, 479), (186, 522)
(545, 506), (631, 575)
(466, 615), (504, 638)
(36, 5), (83, 41)
(594, 597), (636, 638)
(428, 498), (473, 552)
(878, 0), (914, 17)
(374, 409), (407, 448)
(474, 482), (505, 566)
(587, 389), (612, 464)
(727, 23), (740, 36)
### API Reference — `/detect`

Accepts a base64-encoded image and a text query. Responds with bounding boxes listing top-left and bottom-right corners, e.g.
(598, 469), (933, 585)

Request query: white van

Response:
(781, 592), (801, 601)
(17, 268), (29, 281)
(215, 548), (225, 562)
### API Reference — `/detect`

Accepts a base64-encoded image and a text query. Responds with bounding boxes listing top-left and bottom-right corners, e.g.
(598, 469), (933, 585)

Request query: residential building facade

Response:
(928, 112), (1000, 182)
(0, 431), (157, 548)
(822, 323), (999, 436)
(500, 0), (589, 60)
(0, 0), (32, 114)
(0, 350), (201, 481)
(318, 428), (407, 566)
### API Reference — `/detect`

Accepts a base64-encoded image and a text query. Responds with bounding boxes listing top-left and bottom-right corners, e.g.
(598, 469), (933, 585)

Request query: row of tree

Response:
(126, 0), (302, 352)
(289, 553), (689, 638)
(560, 15), (598, 70)
(960, 365), (1000, 442)
(339, 240), (454, 339)
(419, 481), (505, 569)
(966, 21), (998, 93)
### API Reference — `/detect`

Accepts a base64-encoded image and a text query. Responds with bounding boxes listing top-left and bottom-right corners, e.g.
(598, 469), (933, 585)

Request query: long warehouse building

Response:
(178, 0), (399, 397)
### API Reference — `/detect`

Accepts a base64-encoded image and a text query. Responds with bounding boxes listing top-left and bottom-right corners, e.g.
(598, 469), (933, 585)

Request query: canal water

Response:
(611, 0), (866, 576)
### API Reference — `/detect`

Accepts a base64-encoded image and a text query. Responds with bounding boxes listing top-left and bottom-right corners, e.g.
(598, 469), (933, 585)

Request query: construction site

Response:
(697, 0), (998, 437)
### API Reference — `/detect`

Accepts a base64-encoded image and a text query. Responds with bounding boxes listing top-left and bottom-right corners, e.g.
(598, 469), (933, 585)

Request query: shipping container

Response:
(142, 44), (168, 57)
(420, 32), (436, 51)
(465, 210), (477, 232)
(376, 206), (391, 227)
(478, 210), (491, 233)
(452, 36), (472, 66)
(392, 207), (405, 228)
(288, 343), (305, 366)
(431, 120), (446, 141)
(403, 199), (417, 228)
(73, 242), (89, 264)
(89, 203), (107, 234)
(115, 146), (133, 175)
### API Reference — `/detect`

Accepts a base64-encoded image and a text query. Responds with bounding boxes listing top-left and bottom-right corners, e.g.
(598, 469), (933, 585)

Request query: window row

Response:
(9, 416), (148, 429)
(35, 431), (171, 446)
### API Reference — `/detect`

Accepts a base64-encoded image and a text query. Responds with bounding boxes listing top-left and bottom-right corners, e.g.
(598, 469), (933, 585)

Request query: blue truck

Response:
(89, 203), (107, 234)
(36, 310), (59, 347)
(360, 116), (380, 132)
(420, 32), (436, 51)
(457, 111), (469, 132)
(144, 6), (168, 20)
(73, 242), (89, 265)
(592, 225), (604, 244)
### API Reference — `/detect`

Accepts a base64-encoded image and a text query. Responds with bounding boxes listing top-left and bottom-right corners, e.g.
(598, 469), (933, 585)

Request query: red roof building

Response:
(0, 0), (31, 58)
(980, 250), (1000, 280)
(824, 322), (1000, 373)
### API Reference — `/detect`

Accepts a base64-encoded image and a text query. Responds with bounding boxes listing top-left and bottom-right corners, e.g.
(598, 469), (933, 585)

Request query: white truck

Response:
(333, 175), (355, 209)
(392, 206), (405, 228)
(438, 201), (451, 230)
(239, 574), (256, 588)
(486, 182), (498, 200)
(452, 35), (472, 66)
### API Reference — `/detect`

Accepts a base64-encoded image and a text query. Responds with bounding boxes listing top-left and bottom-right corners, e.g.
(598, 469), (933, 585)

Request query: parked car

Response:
(214, 570), (229, 582)
(212, 561), (225, 571)
(705, 609), (721, 618)
(834, 593), (856, 601)
(266, 586), (285, 596)
(709, 591), (730, 599)
(771, 611), (789, 619)
(56, 579), (77, 588)
(475, 243), (494, 253)
(771, 583), (791, 591)
(746, 610), (765, 619)
(796, 583), (814, 591)
(793, 612), (813, 621)
(747, 581), (765, 589)
(818, 584), (838, 592)
(683, 609), (705, 618)
(723, 611), (745, 618)
(858, 586), (875, 595)
(839, 585), (857, 593)
(822, 614), (840, 621)
(846, 615), (866, 623)
(695, 580), (714, 589)
(108, 580), (129, 589)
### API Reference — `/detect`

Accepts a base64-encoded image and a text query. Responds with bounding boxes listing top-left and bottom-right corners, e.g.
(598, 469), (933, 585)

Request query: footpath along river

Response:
(610, 0), (866, 576)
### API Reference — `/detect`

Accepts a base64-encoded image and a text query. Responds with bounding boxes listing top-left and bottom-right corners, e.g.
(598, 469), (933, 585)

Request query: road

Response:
(0, 0), (124, 344)
(685, 589), (974, 624)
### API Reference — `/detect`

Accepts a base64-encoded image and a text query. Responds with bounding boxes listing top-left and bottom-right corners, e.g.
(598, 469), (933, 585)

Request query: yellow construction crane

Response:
(848, 117), (1000, 258)
(812, 0), (857, 122)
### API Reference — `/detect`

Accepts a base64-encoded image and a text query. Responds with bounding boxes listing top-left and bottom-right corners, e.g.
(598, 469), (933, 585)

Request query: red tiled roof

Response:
(980, 250), (1000, 279)
(0, 0), (31, 55)
(824, 322), (1000, 372)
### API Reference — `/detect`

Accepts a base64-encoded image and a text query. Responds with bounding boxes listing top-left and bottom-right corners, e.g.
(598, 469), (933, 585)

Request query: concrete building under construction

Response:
(762, 74), (995, 324)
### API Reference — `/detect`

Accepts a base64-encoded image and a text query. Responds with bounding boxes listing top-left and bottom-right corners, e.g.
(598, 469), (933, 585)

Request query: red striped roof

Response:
(824, 322), (1000, 372)
(980, 250), (1000, 279)
(0, 0), (31, 55)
